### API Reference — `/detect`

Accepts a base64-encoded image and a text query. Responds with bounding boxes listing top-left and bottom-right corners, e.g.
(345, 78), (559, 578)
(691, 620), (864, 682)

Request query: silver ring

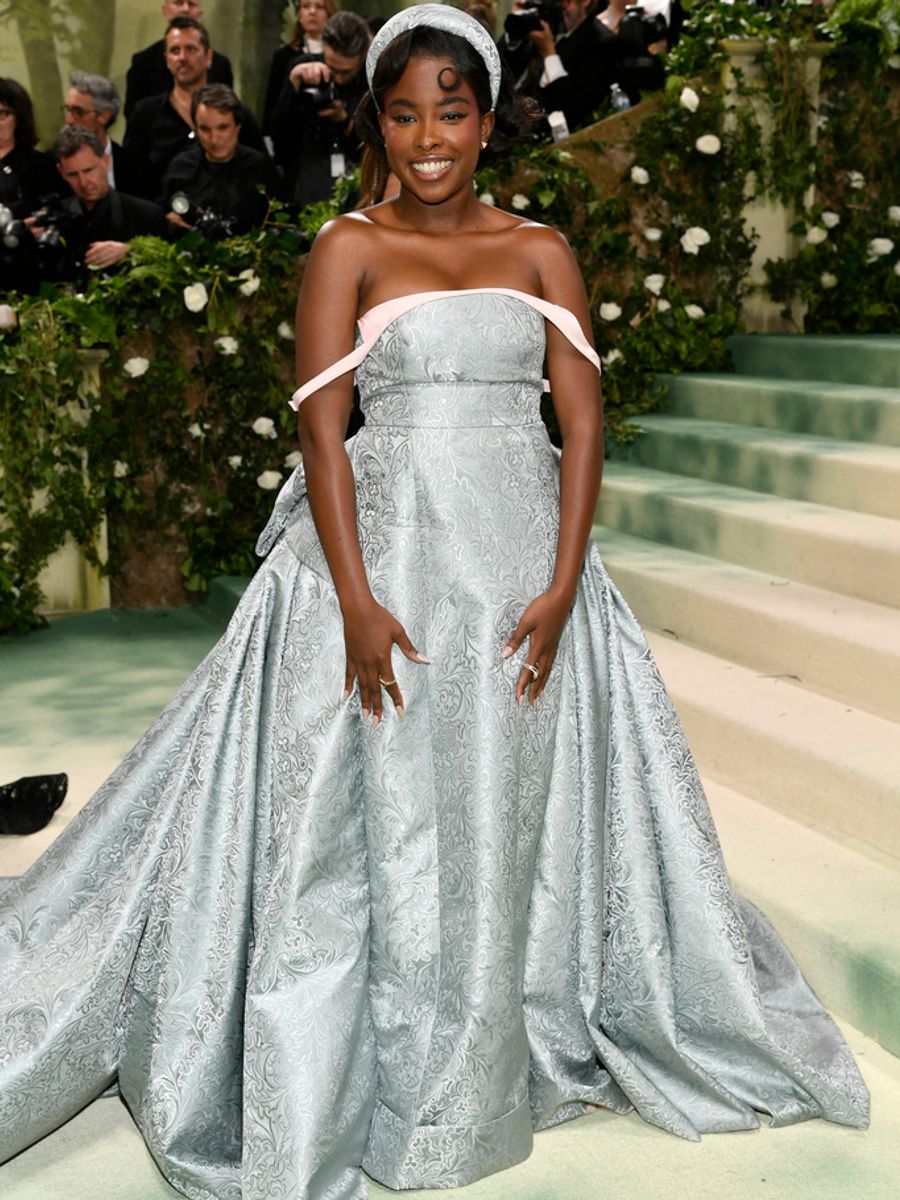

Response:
(523, 663), (539, 679)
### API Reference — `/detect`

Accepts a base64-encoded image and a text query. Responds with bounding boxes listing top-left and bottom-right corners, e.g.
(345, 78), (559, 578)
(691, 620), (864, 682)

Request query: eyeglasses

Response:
(62, 104), (96, 118)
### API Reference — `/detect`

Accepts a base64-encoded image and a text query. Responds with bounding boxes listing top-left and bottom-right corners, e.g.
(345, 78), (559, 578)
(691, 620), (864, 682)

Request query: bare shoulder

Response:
(310, 212), (373, 258)
(515, 221), (578, 267)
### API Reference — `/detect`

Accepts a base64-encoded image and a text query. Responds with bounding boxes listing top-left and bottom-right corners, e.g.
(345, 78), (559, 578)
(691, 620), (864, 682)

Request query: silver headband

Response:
(365, 3), (502, 111)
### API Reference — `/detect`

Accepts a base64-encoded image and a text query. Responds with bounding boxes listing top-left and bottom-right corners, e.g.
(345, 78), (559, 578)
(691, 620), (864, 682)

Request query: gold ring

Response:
(378, 677), (397, 687)
(523, 663), (539, 679)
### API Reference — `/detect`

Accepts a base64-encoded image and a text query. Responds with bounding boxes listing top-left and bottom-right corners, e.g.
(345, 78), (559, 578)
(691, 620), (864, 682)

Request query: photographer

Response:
(160, 84), (274, 238)
(0, 78), (59, 293)
(500, 0), (611, 136)
(595, 0), (678, 107)
(124, 16), (265, 203)
(269, 11), (370, 209)
(29, 127), (166, 284)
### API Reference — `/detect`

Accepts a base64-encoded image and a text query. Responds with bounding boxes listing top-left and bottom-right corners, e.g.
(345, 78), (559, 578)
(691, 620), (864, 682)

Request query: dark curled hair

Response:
(355, 27), (538, 161)
(0, 78), (38, 150)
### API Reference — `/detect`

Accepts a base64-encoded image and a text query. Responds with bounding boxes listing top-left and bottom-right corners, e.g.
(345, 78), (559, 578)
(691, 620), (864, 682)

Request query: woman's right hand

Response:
(342, 600), (430, 722)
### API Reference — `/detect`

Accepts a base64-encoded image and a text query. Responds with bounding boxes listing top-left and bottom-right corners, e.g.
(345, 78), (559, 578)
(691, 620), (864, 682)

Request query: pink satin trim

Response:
(289, 287), (601, 410)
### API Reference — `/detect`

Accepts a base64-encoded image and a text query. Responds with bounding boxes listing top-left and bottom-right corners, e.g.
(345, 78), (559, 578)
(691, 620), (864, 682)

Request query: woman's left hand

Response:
(502, 588), (574, 704)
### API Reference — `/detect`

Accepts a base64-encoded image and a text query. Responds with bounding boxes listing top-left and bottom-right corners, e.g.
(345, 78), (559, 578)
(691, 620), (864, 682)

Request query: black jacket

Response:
(124, 39), (233, 121)
(124, 93), (266, 202)
(269, 56), (367, 209)
(499, 7), (613, 133)
(0, 144), (60, 217)
(47, 190), (167, 282)
(160, 145), (273, 236)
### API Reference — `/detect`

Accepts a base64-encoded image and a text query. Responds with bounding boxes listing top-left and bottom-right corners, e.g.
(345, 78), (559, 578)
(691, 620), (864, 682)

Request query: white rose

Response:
(820, 273), (838, 289)
(228, 455), (243, 468)
(695, 134), (721, 156)
(113, 460), (129, 478)
(867, 237), (894, 259)
(479, 192), (496, 206)
(599, 302), (622, 321)
(277, 321), (294, 339)
(821, 211), (840, 229)
(679, 86), (699, 113)
(214, 336), (239, 356)
(657, 299), (671, 313)
(237, 268), (261, 296)
(251, 416), (277, 438)
(188, 422), (204, 439)
(284, 450), (303, 469)
(847, 170), (865, 190)
(257, 470), (283, 490)
(183, 282), (209, 312)
(644, 273), (666, 296)
(889, 55), (900, 70)
(888, 206), (900, 224)
(123, 355), (149, 377)
(630, 165), (650, 185)
(683, 304), (705, 319)
(805, 226), (828, 245)
(0, 304), (17, 330)
(511, 193), (530, 211)
(601, 349), (623, 367)
(895, 261), (900, 277)
(643, 227), (662, 242)
(680, 226), (711, 254)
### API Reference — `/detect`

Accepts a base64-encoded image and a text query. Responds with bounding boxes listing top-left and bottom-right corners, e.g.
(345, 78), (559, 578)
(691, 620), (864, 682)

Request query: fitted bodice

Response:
(356, 293), (547, 428)
(289, 288), (601, 423)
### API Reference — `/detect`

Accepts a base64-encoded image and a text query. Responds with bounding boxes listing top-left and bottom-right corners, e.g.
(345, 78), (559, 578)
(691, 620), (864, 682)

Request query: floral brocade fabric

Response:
(0, 294), (868, 1199)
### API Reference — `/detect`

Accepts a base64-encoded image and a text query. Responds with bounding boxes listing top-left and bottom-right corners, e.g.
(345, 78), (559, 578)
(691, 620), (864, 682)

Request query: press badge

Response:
(330, 153), (346, 178)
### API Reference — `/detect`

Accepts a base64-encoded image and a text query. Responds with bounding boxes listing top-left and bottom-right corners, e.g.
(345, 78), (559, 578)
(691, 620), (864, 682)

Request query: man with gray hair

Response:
(63, 72), (135, 192)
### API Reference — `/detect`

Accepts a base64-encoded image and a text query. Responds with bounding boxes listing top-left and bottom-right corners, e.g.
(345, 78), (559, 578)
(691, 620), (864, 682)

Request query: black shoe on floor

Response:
(0, 774), (68, 835)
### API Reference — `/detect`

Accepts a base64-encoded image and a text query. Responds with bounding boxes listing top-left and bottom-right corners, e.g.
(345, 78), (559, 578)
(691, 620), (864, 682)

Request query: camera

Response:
(619, 4), (668, 51)
(0, 204), (27, 252)
(28, 195), (85, 262)
(170, 192), (237, 242)
(504, 0), (563, 40)
(301, 81), (337, 113)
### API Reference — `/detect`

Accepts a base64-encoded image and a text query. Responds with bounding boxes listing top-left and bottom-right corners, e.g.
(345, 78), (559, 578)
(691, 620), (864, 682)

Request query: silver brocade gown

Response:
(0, 293), (868, 1199)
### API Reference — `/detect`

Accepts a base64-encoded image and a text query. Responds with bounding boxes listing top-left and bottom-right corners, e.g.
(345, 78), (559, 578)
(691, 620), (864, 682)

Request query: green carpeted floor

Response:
(2, 605), (898, 1199)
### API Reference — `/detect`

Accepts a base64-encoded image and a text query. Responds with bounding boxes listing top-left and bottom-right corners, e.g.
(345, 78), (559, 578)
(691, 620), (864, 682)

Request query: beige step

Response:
(708, 778), (900, 1057)
(598, 463), (900, 609)
(614, 416), (900, 520)
(598, 529), (900, 722)
(645, 632), (900, 862)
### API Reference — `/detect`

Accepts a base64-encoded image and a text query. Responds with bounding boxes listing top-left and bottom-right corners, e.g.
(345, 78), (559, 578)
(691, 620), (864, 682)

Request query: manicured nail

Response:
(415, 652), (431, 664)
(362, 707), (370, 718)
(396, 707), (404, 720)
(341, 688), (350, 702)
(501, 646), (513, 658)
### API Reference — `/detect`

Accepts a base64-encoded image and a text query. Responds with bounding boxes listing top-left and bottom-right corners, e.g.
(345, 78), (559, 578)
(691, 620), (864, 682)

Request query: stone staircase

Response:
(595, 334), (900, 1060)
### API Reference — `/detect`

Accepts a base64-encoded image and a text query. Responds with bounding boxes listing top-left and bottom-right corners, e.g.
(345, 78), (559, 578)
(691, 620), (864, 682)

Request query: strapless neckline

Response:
(291, 288), (600, 411)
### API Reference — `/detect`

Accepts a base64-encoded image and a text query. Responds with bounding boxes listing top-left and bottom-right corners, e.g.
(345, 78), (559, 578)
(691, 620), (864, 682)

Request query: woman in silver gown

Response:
(0, 7), (868, 1199)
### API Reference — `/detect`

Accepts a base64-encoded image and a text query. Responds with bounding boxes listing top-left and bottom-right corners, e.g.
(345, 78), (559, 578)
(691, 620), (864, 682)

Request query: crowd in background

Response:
(0, 0), (688, 293)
